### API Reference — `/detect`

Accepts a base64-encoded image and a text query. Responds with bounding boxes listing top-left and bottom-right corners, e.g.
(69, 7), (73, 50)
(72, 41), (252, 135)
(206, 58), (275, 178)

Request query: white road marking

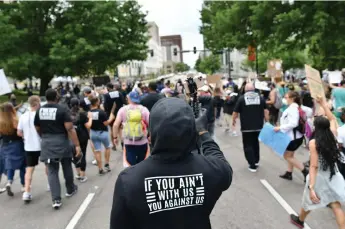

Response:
(65, 193), (95, 229)
(260, 179), (312, 229)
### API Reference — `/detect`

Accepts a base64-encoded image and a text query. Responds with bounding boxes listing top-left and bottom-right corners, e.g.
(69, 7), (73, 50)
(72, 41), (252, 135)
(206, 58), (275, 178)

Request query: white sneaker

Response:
(75, 174), (81, 180)
(92, 160), (97, 165)
(79, 176), (88, 183)
(21, 186), (25, 192)
(22, 192), (32, 203)
(232, 131), (238, 137)
(0, 187), (6, 194)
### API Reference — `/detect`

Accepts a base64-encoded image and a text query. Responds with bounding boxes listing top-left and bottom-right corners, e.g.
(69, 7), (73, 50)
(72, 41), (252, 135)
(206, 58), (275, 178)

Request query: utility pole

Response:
(228, 48), (231, 78)
(255, 46), (259, 77)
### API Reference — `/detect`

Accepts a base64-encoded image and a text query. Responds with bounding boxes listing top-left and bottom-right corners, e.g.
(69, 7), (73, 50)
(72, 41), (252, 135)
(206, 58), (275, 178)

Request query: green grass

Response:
(0, 90), (39, 104)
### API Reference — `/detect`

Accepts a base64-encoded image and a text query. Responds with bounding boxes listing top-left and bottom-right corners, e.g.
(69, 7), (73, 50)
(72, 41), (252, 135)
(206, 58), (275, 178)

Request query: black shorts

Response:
(286, 137), (304, 152)
(25, 151), (41, 167)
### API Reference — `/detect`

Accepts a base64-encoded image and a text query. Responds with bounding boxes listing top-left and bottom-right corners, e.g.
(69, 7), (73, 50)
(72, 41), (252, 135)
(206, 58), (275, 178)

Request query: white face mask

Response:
(282, 98), (288, 105)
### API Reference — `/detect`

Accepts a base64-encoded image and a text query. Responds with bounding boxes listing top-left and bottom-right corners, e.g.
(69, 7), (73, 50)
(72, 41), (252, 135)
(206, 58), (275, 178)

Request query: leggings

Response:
(74, 141), (87, 172)
(7, 166), (26, 185)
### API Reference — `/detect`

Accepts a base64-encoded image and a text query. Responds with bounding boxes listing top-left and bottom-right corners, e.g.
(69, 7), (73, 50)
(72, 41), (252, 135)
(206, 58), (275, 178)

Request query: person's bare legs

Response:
(284, 151), (304, 171)
(94, 151), (102, 170)
(105, 148), (111, 165)
(330, 202), (345, 229)
(298, 208), (310, 222)
(24, 167), (35, 193)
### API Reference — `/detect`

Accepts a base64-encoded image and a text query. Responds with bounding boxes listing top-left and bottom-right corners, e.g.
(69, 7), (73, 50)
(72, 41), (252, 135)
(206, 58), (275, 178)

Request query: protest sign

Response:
(259, 123), (291, 156)
(305, 64), (325, 99)
(267, 59), (283, 79)
(328, 70), (342, 84)
(206, 74), (221, 84)
(0, 69), (12, 96)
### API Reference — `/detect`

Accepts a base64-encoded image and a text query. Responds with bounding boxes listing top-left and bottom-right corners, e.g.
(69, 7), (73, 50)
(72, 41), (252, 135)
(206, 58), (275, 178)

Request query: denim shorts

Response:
(90, 130), (111, 151)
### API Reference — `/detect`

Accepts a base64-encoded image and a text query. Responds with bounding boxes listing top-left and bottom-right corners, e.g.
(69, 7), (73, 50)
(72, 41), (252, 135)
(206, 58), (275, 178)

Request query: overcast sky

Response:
(137, 0), (204, 68)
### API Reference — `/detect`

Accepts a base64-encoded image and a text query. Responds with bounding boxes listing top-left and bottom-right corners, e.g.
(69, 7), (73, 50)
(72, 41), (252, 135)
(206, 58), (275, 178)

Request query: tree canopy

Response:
(0, 1), (149, 94)
(195, 55), (221, 74)
(200, 1), (345, 72)
(174, 62), (190, 73)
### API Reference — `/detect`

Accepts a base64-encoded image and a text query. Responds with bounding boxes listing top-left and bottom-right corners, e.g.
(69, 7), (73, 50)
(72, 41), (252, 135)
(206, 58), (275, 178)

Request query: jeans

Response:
(46, 157), (75, 201)
(90, 130), (111, 151)
(242, 131), (260, 167)
(7, 166), (26, 185)
(124, 144), (148, 166)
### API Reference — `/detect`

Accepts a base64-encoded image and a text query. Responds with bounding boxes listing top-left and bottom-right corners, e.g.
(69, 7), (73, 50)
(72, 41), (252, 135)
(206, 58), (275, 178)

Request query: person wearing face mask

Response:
(274, 91), (309, 182)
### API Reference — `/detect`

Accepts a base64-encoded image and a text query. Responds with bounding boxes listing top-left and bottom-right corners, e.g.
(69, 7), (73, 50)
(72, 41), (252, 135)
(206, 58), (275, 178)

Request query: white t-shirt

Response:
(17, 111), (41, 151)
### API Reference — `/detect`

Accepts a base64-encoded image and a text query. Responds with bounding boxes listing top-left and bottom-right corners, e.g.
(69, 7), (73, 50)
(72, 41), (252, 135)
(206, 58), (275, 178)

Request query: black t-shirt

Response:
(34, 103), (72, 135)
(199, 96), (216, 123)
(103, 90), (125, 117)
(70, 110), (89, 142)
(234, 91), (267, 131)
(140, 92), (163, 111)
(80, 96), (91, 112)
(90, 109), (108, 131)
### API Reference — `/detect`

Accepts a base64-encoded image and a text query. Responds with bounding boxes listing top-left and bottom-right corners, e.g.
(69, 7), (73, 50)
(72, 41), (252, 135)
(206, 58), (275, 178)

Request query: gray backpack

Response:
(274, 89), (283, 109)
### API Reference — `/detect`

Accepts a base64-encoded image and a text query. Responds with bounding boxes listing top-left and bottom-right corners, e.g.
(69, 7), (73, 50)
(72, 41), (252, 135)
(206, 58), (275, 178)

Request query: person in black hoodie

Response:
(110, 98), (232, 229)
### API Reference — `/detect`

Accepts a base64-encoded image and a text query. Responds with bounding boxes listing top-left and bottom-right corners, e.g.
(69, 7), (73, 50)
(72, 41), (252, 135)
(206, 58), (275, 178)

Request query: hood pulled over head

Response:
(149, 98), (197, 160)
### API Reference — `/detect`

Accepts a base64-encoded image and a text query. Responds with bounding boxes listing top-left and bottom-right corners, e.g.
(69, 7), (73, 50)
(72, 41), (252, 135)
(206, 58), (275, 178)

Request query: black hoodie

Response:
(110, 98), (233, 229)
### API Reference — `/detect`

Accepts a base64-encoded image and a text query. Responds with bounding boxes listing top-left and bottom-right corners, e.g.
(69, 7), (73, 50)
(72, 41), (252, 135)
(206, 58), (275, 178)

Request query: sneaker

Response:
(104, 164), (111, 173)
(112, 145), (117, 151)
(290, 214), (304, 228)
(248, 165), (257, 173)
(79, 176), (88, 183)
(224, 128), (229, 133)
(6, 184), (13, 197)
(255, 163), (260, 167)
(92, 159), (97, 165)
(0, 187), (6, 194)
(52, 200), (62, 209)
(22, 192), (32, 203)
(75, 174), (81, 180)
(279, 171), (293, 180)
(99, 169), (105, 176)
(66, 185), (78, 197)
(232, 131), (238, 137)
(21, 186), (25, 192)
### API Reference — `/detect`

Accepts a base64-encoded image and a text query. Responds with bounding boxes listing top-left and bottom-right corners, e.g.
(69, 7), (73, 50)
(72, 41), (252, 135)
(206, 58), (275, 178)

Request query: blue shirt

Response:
(332, 88), (345, 110)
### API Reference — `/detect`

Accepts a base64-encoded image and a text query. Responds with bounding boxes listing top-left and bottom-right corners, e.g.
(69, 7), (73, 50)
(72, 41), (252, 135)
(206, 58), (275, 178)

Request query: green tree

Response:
(174, 62), (190, 73)
(195, 55), (221, 74)
(200, 1), (345, 72)
(0, 1), (149, 95)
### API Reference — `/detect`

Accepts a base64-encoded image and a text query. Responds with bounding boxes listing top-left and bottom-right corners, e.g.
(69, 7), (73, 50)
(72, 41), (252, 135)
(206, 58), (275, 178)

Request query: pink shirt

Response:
(117, 104), (150, 145)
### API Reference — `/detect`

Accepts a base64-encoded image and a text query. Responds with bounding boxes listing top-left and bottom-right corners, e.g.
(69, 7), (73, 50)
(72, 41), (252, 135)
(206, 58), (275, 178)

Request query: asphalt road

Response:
(0, 126), (340, 229)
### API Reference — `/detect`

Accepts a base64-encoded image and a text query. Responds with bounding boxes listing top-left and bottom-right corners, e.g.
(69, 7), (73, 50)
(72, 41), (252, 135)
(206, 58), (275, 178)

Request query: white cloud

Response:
(137, 0), (204, 68)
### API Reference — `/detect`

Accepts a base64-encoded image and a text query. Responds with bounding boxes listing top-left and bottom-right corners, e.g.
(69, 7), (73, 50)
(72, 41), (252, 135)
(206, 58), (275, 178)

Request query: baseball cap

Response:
(128, 91), (141, 104)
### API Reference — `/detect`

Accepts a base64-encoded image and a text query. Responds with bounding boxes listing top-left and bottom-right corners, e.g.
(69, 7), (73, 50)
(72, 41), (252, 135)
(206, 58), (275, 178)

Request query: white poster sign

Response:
(328, 70), (342, 84)
(0, 69), (12, 96)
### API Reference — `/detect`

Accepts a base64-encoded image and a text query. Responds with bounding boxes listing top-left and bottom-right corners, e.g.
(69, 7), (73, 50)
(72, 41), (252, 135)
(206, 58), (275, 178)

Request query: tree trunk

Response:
(39, 74), (53, 96)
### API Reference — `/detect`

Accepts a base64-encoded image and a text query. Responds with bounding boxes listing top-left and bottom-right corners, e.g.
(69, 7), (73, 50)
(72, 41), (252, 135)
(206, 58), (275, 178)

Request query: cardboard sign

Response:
(305, 64), (325, 99)
(0, 69), (12, 96)
(267, 59), (283, 79)
(206, 75), (222, 84)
